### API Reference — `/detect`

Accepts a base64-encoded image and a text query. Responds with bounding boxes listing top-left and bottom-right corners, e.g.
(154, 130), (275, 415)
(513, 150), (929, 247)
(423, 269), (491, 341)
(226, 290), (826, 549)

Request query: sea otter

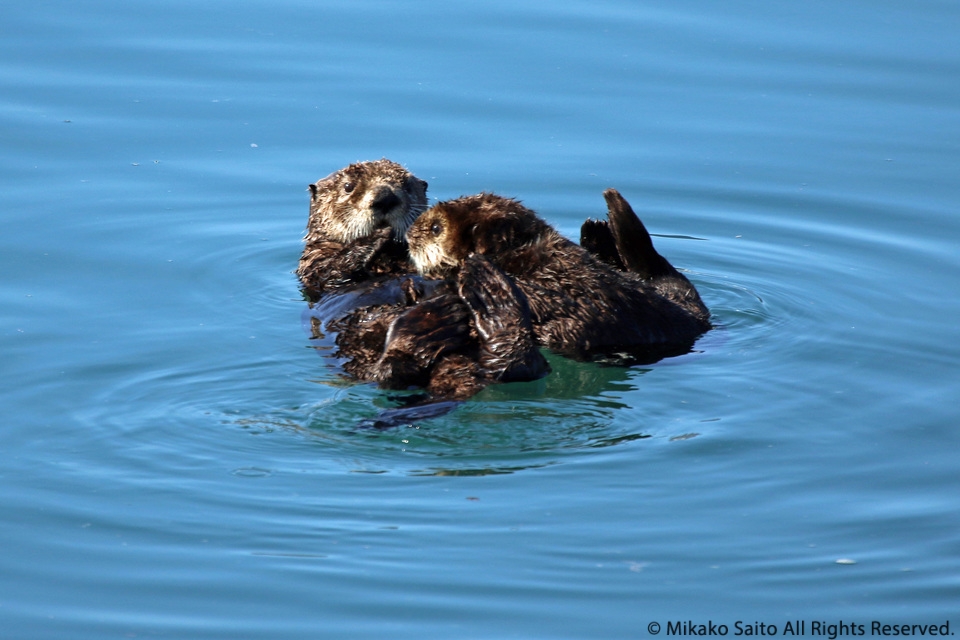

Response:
(297, 158), (428, 300)
(298, 160), (548, 402)
(406, 190), (711, 364)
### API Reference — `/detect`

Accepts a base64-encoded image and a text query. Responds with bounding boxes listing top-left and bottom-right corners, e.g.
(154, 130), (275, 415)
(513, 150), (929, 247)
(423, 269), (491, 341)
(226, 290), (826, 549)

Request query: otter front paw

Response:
(378, 294), (473, 373)
(456, 254), (549, 383)
(347, 227), (393, 270)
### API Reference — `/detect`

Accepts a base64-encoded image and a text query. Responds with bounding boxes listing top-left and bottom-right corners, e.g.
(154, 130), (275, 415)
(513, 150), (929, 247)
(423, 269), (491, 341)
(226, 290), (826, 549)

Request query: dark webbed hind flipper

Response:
(371, 293), (474, 388)
(602, 189), (678, 280)
(456, 254), (550, 383)
(580, 218), (625, 270)
(603, 189), (711, 326)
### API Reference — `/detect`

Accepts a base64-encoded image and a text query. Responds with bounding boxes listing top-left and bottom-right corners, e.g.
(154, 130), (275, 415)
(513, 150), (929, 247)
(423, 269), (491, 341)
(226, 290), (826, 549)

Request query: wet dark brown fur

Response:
(298, 160), (547, 401)
(306, 258), (548, 400)
(583, 189), (710, 324)
(407, 191), (711, 364)
(297, 159), (428, 300)
(371, 256), (547, 397)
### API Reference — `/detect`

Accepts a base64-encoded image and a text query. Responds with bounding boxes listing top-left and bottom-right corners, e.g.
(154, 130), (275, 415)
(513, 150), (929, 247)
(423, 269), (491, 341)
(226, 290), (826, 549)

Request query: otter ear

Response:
(309, 172), (340, 201)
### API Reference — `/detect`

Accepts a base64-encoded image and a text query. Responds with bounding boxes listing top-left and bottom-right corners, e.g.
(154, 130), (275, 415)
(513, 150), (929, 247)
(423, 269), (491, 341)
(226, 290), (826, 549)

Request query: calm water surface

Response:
(2, 1), (959, 638)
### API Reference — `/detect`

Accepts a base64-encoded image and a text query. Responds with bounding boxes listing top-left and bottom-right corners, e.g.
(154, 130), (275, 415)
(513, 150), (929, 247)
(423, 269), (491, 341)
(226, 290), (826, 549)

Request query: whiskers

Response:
(393, 202), (429, 240)
(409, 241), (454, 275)
(339, 211), (379, 243)
(407, 202), (429, 217)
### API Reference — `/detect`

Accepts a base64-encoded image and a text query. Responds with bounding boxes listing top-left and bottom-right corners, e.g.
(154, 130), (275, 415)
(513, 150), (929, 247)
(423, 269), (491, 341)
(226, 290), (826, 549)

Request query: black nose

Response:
(371, 189), (402, 216)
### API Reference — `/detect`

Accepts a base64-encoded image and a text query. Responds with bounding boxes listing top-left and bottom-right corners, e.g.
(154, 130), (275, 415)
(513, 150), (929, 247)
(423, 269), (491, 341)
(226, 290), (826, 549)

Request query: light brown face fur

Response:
(406, 205), (465, 275)
(305, 159), (428, 244)
(407, 193), (550, 276)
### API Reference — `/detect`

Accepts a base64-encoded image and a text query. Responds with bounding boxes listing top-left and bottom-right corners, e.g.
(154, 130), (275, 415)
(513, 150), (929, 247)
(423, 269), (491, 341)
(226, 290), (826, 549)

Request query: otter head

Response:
(305, 159), (428, 244)
(407, 193), (546, 276)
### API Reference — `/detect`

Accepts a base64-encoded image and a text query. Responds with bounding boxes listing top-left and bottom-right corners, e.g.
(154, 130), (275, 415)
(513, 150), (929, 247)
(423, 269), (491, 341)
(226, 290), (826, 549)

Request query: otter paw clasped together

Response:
(298, 159), (711, 411)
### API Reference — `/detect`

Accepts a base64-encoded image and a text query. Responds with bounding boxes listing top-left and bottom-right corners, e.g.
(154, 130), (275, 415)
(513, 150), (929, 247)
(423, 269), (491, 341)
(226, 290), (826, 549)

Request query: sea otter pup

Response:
(406, 191), (711, 364)
(298, 160), (548, 402)
(297, 158), (428, 299)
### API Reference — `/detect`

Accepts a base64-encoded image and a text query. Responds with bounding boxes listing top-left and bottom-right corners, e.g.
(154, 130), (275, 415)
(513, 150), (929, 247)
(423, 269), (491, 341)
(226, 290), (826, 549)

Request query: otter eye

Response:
(342, 181), (356, 194)
(430, 222), (442, 237)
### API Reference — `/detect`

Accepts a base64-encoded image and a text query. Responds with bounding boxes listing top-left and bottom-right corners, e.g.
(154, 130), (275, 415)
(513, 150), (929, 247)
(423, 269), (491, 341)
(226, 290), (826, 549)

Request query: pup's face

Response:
(407, 194), (543, 276)
(406, 202), (469, 276)
(305, 159), (428, 243)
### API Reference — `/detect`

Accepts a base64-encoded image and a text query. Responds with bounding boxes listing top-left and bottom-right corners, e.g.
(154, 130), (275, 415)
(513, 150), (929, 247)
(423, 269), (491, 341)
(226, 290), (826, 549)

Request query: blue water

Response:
(3, 1), (960, 637)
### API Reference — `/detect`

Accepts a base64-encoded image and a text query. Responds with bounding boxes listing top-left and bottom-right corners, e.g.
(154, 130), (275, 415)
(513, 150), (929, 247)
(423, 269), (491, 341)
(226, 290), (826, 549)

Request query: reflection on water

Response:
(289, 342), (698, 475)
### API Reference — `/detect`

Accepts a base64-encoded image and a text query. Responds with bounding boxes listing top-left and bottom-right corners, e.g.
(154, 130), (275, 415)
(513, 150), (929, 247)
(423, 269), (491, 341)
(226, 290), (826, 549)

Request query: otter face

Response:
(406, 203), (470, 276)
(305, 159), (428, 243)
(407, 193), (546, 276)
